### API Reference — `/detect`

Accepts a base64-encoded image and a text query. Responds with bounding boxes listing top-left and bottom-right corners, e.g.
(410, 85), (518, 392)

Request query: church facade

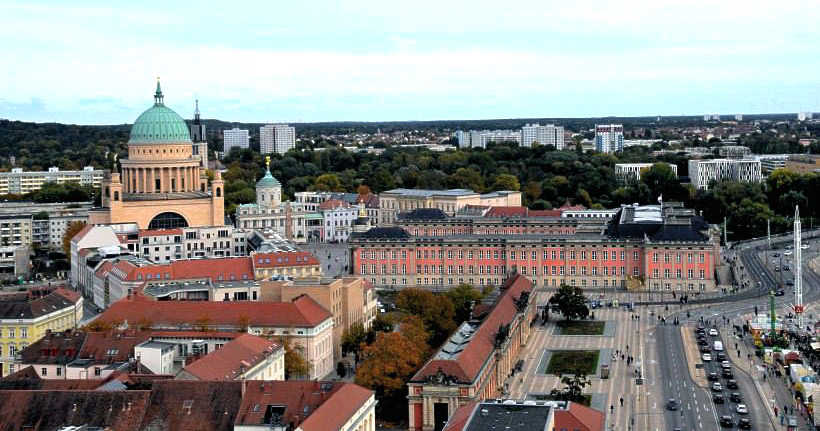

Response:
(89, 81), (224, 229)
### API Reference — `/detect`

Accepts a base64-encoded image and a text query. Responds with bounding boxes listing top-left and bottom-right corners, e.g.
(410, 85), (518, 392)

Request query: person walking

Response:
(619, 397), (624, 407)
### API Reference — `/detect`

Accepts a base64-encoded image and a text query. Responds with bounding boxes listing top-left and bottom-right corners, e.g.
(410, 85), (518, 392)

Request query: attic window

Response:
(252, 404), (260, 412)
(303, 404), (310, 414)
(106, 349), (119, 356)
(182, 399), (194, 413)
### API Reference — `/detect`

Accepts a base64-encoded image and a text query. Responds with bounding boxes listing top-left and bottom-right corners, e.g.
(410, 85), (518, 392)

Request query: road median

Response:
(680, 325), (708, 388)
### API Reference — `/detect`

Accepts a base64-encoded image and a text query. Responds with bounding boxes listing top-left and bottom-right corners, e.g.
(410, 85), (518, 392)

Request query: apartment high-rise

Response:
(521, 124), (565, 149)
(259, 124), (296, 154)
(223, 128), (250, 153)
(595, 124), (624, 153)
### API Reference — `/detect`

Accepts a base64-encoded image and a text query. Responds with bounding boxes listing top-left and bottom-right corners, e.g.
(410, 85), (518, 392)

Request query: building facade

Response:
(521, 124), (564, 149)
(0, 288), (82, 377)
(688, 158), (762, 190)
(594, 124), (624, 153)
(614, 163), (678, 182)
(223, 127), (250, 152)
(0, 166), (103, 195)
(407, 274), (535, 431)
(88, 81), (224, 229)
(259, 124), (296, 154)
(352, 203), (720, 293)
(378, 189), (522, 226)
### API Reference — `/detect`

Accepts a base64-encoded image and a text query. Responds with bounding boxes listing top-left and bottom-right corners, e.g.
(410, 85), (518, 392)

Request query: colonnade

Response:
(121, 165), (200, 194)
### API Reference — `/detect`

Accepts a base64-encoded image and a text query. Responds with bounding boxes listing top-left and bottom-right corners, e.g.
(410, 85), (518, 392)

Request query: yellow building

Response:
(0, 287), (83, 377)
(89, 80), (224, 229)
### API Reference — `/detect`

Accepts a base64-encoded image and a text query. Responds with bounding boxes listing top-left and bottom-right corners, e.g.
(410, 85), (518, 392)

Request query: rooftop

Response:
(382, 188), (477, 197)
(0, 287), (81, 320)
(181, 334), (281, 380)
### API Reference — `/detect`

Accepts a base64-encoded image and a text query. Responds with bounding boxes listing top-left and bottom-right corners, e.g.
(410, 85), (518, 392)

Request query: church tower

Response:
(190, 99), (208, 169)
(256, 156), (282, 209)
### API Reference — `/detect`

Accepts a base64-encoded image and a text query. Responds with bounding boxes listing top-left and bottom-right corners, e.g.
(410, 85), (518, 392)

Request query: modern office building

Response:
(88, 80), (225, 230)
(688, 159), (762, 189)
(798, 112), (813, 121)
(521, 124), (565, 149)
(718, 146), (752, 159)
(614, 163), (678, 182)
(0, 166), (103, 195)
(189, 99), (208, 169)
(456, 130), (522, 148)
(223, 127), (250, 153)
(756, 154), (790, 174)
(260, 124), (296, 154)
(594, 124), (624, 153)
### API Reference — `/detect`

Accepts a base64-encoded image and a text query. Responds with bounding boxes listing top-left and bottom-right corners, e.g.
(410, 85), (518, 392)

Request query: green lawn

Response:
(555, 320), (605, 335)
(529, 393), (593, 406)
(546, 350), (600, 376)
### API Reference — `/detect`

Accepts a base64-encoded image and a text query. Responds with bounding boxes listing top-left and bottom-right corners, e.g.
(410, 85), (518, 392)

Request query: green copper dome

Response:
(257, 170), (281, 188)
(129, 80), (192, 144)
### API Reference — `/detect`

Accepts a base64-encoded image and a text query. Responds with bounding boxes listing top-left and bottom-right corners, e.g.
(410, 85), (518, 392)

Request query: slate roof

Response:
(16, 330), (86, 365)
(397, 208), (450, 220)
(140, 380), (243, 431)
(411, 274), (533, 384)
(604, 205), (709, 242)
(351, 226), (410, 240)
(0, 288), (81, 320)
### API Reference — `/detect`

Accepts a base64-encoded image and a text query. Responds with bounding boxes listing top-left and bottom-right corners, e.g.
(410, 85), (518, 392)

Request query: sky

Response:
(1, 0), (819, 124)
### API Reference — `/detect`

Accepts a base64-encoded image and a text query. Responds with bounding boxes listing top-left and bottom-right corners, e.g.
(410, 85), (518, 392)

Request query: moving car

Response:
(716, 353), (727, 361)
(712, 382), (723, 392)
(720, 415), (734, 427)
(713, 393), (725, 404)
(736, 404), (748, 414)
(738, 417), (752, 429)
(698, 338), (709, 346)
(666, 399), (679, 411)
(730, 392), (742, 402)
(709, 328), (719, 336)
(722, 369), (734, 379)
(702, 353), (712, 361)
(708, 372), (719, 381)
(700, 345), (711, 353)
(727, 379), (739, 389)
(721, 360), (731, 369)
(775, 289), (786, 296)
(713, 341), (724, 351)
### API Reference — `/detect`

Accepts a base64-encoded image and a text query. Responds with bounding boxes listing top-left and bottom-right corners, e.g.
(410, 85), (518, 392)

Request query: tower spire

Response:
(154, 77), (164, 106)
(194, 98), (201, 124)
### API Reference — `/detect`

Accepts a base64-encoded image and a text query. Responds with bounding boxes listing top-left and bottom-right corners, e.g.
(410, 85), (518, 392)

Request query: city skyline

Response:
(1, 0), (819, 124)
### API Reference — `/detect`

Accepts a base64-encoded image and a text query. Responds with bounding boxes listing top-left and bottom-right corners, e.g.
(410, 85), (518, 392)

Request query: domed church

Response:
(88, 80), (224, 229)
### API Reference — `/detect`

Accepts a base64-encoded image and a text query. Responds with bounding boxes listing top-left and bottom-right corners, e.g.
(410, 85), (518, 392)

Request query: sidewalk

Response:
(731, 319), (813, 430)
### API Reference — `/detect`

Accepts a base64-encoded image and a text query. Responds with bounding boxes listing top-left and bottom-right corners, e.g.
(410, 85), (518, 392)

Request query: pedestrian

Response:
(626, 344), (629, 351)
(619, 397), (623, 407)
(610, 405), (614, 413)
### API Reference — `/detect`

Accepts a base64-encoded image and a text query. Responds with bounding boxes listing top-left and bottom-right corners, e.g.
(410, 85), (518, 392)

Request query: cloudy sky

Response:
(1, 0), (818, 124)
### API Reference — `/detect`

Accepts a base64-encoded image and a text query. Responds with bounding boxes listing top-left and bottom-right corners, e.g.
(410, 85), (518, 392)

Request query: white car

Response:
(709, 328), (718, 336)
(801, 244), (809, 250)
(702, 353), (712, 361)
(784, 251), (793, 256)
(721, 361), (731, 369)
(736, 404), (748, 414)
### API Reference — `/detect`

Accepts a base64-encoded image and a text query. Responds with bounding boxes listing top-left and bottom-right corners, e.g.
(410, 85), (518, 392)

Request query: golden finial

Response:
(265, 155), (271, 169)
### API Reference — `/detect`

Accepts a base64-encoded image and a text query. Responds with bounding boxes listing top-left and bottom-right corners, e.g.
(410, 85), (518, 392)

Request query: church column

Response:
(175, 167), (181, 192)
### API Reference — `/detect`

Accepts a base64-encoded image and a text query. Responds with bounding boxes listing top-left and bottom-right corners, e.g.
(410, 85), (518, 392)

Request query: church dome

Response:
(257, 170), (281, 188)
(129, 80), (192, 144)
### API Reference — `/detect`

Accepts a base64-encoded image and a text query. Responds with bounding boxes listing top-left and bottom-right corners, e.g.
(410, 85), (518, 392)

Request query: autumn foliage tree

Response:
(62, 220), (86, 258)
(396, 288), (456, 347)
(275, 336), (311, 379)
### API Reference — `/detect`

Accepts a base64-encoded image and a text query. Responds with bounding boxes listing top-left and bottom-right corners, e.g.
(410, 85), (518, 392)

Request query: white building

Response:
(458, 130), (522, 149)
(521, 124), (564, 149)
(718, 146), (752, 159)
(614, 163), (678, 182)
(688, 159), (762, 190)
(259, 124), (296, 154)
(735, 114), (743, 121)
(223, 128), (250, 153)
(595, 124), (624, 153)
(317, 200), (358, 243)
(0, 166), (103, 195)
(756, 154), (791, 174)
(798, 112), (814, 121)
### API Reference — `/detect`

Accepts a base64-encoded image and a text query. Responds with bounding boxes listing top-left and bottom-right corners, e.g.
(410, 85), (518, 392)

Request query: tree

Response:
(398, 314), (430, 358)
(62, 220), (87, 258)
(550, 373), (591, 403)
(371, 313), (394, 333)
(276, 336), (311, 379)
(357, 184), (372, 196)
(342, 322), (367, 362)
(492, 173), (521, 191)
(548, 284), (589, 320)
(445, 284), (484, 323)
(310, 173), (344, 192)
(396, 288), (456, 346)
(355, 331), (426, 418)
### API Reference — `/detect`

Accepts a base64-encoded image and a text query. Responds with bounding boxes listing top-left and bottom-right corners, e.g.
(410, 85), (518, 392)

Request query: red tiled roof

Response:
(252, 251), (320, 268)
(317, 199), (351, 210)
(0, 389), (151, 430)
(299, 383), (374, 431)
(529, 209), (563, 217)
(124, 257), (254, 282)
(94, 260), (115, 277)
(78, 248), (92, 258)
(485, 206), (562, 218)
(139, 228), (183, 237)
(554, 403), (605, 431)
(442, 401), (477, 431)
(234, 381), (373, 428)
(141, 380), (242, 431)
(79, 330), (151, 362)
(183, 334), (281, 380)
(54, 287), (82, 303)
(558, 202), (587, 211)
(150, 331), (241, 340)
(411, 274), (533, 383)
(96, 294), (332, 329)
